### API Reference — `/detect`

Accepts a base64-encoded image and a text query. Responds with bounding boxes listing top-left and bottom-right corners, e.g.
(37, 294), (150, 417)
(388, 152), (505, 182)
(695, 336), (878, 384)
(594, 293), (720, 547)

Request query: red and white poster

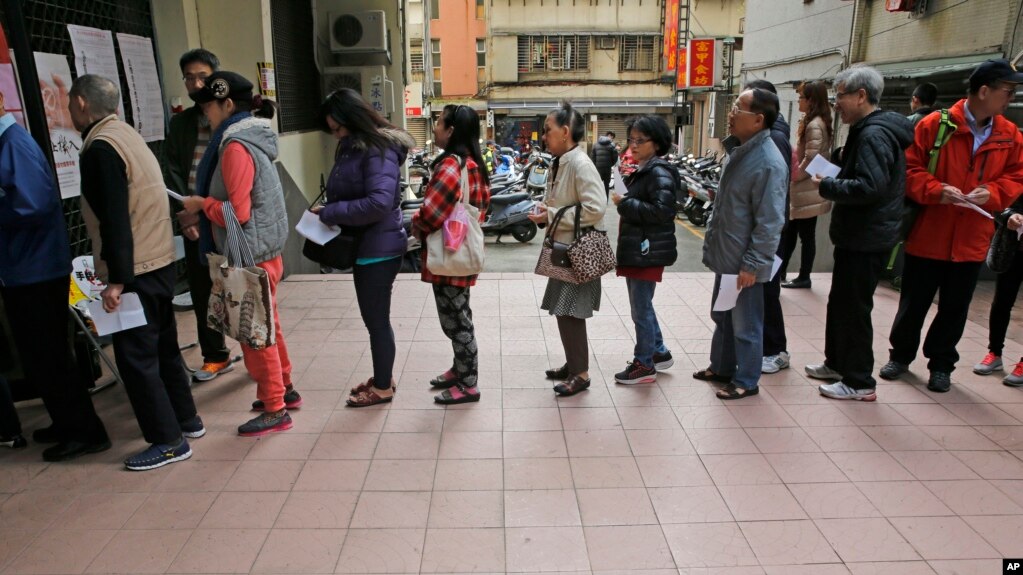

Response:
(34, 52), (82, 199)
(0, 26), (26, 128)
(688, 38), (717, 89)
(663, 0), (680, 75)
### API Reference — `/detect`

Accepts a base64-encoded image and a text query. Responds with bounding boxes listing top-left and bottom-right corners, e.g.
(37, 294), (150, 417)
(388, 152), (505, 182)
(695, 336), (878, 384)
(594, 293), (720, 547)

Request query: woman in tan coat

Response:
(781, 80), (833, 289)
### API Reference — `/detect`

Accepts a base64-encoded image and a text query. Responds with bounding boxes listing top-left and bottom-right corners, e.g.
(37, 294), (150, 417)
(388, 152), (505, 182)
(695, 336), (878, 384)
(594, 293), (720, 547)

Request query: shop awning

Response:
(871, 52), (1003, 79)
(489, 99), (676, 115)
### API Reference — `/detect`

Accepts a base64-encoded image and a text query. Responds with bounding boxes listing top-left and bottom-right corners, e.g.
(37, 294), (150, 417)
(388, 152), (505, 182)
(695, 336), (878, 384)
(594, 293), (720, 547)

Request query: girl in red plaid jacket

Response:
(411, 105), (491, 404)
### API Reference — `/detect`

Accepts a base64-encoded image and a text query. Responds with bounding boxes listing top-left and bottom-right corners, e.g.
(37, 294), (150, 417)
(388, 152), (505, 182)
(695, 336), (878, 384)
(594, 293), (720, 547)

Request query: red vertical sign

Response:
(663, 0), (679, 74)
(688, 38), (716, 88)
(676, 47), (688, 89)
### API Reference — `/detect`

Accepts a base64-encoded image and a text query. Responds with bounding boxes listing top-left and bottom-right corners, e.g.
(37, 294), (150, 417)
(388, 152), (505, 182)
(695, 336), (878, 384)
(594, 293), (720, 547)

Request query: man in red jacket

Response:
(880, 59), (1023, 393)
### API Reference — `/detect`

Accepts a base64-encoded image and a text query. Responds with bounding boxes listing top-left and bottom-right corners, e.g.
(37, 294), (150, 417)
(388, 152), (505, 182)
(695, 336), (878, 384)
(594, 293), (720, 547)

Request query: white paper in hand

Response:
(612, 167), (628, 198)
(806, 154), (841, 179)
(296, 210), (341, 245)
(771, 255), (784, 281)
(713, 274), (742, 312)
(166, 188), (185, 202)
(86, 293), (147, 336)
(952, 198), (994, 220)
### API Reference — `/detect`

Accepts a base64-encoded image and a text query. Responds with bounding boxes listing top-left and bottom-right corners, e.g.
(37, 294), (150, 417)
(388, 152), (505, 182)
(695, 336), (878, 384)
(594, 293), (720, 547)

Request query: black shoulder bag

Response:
(302, 174), (363, 270)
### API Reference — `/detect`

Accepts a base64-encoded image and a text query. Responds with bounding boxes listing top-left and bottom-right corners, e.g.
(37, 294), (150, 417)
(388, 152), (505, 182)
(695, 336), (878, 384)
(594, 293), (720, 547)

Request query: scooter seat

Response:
(400, 199), (425, 210)
(490, 191), (531, 206)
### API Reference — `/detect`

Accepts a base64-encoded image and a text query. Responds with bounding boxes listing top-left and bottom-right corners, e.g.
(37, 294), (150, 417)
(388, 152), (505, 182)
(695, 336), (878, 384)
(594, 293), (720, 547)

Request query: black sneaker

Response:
(32, 425), (59, 444)
(179, 415), (206, 439)
(927, 371), (951, 393)
(879, 361), (909, 381)
(251, 388), (303, 412)
(0, 434), (27, 449)
(653, 351), (674, 370)
(615, 360), (657, 385)
(238, 410), (293, 437)
(124, 440), (191, 471)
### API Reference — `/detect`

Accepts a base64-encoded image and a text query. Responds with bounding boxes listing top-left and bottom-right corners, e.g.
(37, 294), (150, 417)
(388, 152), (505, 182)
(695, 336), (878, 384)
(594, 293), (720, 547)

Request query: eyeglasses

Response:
(729, 105), (759, 116)
(182, 74), (209, 83)
(627, 137), (651, 146)
(993, 85), (1018, 96)
(834, 89), (860, 99)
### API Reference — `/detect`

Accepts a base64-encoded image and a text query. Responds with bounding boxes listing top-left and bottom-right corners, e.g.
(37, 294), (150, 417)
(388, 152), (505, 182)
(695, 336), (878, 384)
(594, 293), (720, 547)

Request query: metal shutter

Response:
(405, 117), (429, 148)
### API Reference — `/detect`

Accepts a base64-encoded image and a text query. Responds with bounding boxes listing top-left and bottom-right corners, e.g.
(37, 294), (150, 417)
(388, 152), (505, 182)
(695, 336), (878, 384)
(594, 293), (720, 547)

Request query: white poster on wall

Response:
(115, 33), (164, 142)
(34, 52), (81, 199)
(67, 24), (123, 117)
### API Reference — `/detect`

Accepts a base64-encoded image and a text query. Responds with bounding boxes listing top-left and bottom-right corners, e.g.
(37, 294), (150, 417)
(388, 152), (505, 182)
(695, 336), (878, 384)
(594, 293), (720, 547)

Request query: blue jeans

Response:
(627, 278), (668, 367)
(709, 275), (765, 390)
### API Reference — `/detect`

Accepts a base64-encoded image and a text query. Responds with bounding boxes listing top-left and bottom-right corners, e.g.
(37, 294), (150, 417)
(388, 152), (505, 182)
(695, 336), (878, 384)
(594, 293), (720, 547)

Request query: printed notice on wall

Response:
(116, 33), (164, 142)
(67, 24), (124, 118)
(34, 52), (82, 199)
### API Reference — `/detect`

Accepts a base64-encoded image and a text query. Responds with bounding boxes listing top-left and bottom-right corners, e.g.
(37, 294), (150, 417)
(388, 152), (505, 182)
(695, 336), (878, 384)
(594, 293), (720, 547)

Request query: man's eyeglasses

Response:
(182, 74), (209, 83)
(834, 89), (859, 99)
(627, 137), (651, 146)
(730, 105), (759, 116)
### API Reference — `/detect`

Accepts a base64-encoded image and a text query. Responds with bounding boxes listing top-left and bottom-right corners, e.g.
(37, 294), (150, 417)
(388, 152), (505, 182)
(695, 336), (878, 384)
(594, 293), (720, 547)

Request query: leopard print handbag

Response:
(535, 205), (582, 284)
(567, 227), (616, 283)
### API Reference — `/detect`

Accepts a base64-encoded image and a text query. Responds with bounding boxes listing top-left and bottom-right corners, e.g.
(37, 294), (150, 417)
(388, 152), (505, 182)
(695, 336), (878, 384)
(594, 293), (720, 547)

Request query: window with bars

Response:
(618, 36), (657, 72)
(517, 36), (590, 73)
(476, 39), (486, 92)
(431, 38), (441, 96)
(410, 38), (425, 83)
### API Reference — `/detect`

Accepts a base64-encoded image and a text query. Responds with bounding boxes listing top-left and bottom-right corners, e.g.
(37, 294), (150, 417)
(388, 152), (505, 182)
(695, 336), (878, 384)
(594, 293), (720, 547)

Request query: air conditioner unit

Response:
(321, 66), (393, 116)
(597, 37), (616, 50)
(329, 11), (387, 54)
(548, 58), (565, 70)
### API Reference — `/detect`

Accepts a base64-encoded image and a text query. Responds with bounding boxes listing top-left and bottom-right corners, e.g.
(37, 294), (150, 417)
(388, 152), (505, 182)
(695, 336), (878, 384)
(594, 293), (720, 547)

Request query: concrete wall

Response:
(431, 0), (487, 97)
(490, 0), (661, 34)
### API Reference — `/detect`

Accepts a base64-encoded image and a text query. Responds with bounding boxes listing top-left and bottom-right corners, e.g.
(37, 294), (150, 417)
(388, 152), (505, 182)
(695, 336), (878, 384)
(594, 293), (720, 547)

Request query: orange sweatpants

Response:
(241, 256), (292, 412)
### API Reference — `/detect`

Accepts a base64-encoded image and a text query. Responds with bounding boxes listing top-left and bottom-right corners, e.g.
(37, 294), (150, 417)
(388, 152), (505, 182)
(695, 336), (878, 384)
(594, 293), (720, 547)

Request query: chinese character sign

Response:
(663, 0), (679, 74)
(687, 38), (716, 89)
(676, 47), (688, 89)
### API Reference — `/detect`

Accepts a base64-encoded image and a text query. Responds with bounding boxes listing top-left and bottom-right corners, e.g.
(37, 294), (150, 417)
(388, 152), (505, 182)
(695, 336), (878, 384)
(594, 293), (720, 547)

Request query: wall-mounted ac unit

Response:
(321, 66), (393, 116)
(329, 11), (387, 54)
(548, 58), (565, 70)
(597, 37), (617, 50)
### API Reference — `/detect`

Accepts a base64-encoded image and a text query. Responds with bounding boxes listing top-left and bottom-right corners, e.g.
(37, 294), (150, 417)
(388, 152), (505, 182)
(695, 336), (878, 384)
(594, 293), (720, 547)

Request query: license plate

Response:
(410, 177), (423, 185)
(533, 167), (546, 174)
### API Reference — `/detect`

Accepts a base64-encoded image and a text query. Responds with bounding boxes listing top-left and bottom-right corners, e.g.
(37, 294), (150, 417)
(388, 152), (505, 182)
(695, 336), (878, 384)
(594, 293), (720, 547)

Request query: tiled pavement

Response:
(1, 272), (1022, 574)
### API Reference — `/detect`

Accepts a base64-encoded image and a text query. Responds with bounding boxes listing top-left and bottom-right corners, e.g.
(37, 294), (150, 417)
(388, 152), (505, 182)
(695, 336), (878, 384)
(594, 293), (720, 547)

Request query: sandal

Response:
(346, 384), (395, 407)
(430, 369), (459, 389)
(554, 375), (591, 397)
(693, 368), (733, 384)
(350, 377), (397, 397)
(434, 383), (481, 405)
(716, 385), (759, 400)
(545, 364), (570, 380)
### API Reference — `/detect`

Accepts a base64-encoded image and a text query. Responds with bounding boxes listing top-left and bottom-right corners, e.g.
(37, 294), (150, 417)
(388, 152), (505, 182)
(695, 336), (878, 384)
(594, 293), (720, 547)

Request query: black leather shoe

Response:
(545, 364), (570, 380)
(781, 278), (812, 289)
(32, 425), (60, 444)
(927, 371), (951, 393)
(42, 439), (112, 462)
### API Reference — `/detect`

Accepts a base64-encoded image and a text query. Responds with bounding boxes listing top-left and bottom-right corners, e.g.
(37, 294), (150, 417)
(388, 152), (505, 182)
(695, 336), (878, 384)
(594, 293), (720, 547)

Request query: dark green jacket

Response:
(163, 105), (202, 196)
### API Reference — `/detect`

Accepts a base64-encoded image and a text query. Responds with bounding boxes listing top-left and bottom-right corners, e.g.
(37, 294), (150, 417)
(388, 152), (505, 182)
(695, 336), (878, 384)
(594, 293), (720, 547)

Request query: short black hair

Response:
(179, 49), (219, 73)
(548, 101), (585, 143)
(912, 83), (938, 106)
(605, 131), (615, 138)
(748, 88), (779, 130)
(745, 79), (778, 95)
(626, 115), (673, 156)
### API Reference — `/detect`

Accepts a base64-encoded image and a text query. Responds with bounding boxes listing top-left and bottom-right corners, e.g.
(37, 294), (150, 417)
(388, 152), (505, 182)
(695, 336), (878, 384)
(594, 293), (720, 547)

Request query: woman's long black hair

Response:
(320, 88), (394, 152)
(432, 104), (490, 186)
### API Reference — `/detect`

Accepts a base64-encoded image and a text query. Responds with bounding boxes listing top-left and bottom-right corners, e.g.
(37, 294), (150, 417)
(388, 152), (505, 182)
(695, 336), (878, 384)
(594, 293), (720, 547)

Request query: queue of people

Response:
(0, 51), (1021, 472)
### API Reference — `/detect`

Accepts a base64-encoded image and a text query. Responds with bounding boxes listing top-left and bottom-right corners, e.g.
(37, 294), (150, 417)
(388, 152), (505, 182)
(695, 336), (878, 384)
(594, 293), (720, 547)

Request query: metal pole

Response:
(2, 0), (55, 169)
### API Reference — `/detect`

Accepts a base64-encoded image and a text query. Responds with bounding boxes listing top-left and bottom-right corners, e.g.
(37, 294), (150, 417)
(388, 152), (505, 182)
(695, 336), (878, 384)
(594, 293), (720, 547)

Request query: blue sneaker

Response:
(179, 416), (206, 439)
(124, 440), (192, 471)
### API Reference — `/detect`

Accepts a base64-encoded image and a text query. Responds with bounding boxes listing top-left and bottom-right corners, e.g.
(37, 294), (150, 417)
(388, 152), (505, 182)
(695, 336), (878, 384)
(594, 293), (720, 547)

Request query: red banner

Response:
(676, 47), (688, 89)
(663, 0), (679, 74)
(688, 38), (716, 89)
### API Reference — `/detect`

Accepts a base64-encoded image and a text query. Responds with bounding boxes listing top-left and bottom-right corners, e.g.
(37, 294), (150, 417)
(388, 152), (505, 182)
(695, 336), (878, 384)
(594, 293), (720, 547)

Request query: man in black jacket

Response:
(164, 49), (233, 383)
(805, 65), (914, 401)
(590, 131), (619, 199)
(907, 82), (937, 126)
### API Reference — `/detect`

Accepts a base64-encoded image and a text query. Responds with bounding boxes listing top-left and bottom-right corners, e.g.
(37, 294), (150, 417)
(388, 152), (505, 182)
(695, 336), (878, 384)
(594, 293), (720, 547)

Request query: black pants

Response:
(825, 248), (885, 389)
(184, 236), (230, 363)
(113, 265), (196, 445)
(0, 375), (21, 438)
(762, 240), (787, 357)
(556, 316), (589, 374)
(989, 250), (1023, 356)
(353, 257), (401, 390)
(779, 216), (817, 279)
(889, 254), (982, 373)
(432, 284), (478, 387)
(1, 276), (108, 443)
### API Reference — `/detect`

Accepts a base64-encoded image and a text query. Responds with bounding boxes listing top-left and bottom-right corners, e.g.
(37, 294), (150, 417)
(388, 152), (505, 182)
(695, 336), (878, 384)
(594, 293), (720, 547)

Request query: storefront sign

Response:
(676, 47), (688, 89)
(663, 0), (680, 74)
(404, 82), (423, 117)
(688, 38), (716, 89)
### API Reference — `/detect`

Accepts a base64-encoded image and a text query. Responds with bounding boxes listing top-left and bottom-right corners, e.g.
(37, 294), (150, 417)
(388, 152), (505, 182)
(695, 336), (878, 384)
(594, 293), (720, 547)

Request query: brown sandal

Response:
(346, 385), (395, 407)
(350, 377), (397, 396)
(716, 385), (759, 400)
(693, 368), (732, 384)
(554, 375), (591, 397)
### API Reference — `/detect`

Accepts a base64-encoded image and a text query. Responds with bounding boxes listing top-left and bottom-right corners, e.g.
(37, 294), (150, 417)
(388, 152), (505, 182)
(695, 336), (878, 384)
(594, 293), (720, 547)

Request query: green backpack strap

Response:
(927, 109), (957, 175)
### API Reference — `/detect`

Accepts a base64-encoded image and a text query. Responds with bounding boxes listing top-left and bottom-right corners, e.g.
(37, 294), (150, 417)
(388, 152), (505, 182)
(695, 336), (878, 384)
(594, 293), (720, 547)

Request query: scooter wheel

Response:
(512, 223), (538, 243)
(688, 210), (707, 227)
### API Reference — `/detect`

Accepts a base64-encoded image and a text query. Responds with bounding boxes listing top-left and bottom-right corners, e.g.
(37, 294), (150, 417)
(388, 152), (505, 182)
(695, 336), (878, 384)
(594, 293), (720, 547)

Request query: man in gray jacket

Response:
(697, 88), (787, 399)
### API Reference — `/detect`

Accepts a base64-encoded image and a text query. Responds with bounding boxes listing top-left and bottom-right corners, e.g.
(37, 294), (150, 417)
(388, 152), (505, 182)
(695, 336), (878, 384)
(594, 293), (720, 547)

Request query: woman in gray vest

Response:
(181, 71), (299, 437)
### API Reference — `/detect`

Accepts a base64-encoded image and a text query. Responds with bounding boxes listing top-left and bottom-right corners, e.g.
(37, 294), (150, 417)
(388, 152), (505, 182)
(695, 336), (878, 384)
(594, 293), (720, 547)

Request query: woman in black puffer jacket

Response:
(611, 115), (680, 385)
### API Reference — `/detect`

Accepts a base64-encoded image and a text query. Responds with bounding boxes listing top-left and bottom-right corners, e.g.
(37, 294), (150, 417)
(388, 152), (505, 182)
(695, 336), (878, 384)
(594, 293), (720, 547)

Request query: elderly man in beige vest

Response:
(69, 74), (201, 471)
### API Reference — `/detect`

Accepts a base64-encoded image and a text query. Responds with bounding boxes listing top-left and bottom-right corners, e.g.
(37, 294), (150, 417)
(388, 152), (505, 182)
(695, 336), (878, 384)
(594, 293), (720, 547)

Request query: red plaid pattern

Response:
(412, 155), (490, 286)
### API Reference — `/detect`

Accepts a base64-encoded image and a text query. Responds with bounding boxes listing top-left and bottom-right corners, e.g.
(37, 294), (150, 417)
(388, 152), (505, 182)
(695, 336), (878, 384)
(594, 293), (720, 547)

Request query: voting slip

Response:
(86, 293), (147, 336)
(296, 209), (342, 246)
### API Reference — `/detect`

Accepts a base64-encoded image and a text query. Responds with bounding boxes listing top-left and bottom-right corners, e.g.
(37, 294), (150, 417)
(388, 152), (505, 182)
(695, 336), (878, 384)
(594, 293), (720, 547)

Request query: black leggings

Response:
(989, 249), (1023, 356)
(780, 216), (817, 279)
(354, 257), (402, 389)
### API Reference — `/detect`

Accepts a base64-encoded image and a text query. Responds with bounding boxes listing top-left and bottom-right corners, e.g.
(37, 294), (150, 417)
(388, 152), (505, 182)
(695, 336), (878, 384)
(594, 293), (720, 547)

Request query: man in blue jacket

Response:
(0, 91), (110, 461)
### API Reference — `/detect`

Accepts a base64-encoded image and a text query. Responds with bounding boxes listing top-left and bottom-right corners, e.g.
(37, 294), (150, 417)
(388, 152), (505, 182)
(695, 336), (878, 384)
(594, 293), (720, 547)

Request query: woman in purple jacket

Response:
(314, 89), (415, 407)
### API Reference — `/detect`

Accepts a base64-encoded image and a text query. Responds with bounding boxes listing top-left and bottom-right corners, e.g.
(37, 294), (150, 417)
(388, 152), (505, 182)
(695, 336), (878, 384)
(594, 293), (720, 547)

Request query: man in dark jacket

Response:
(163, 49), (233, 383)
(590, 131), (619, 198)
(0, 91), (110, 460)
(805, 65), (914, 402)
(906, 82), (937, 126)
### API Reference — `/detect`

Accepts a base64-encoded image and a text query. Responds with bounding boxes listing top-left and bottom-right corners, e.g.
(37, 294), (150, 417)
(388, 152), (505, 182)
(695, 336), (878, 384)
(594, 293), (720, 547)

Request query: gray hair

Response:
(834, 65), (884, 105)
(69, 74), (120, 117)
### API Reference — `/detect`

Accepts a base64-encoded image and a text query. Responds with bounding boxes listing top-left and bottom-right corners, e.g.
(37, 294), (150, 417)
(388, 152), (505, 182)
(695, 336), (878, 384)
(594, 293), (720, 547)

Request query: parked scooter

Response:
(522, 150), (552, 200)
(482, 189), (537, 243)
(407, 149), (431, 198)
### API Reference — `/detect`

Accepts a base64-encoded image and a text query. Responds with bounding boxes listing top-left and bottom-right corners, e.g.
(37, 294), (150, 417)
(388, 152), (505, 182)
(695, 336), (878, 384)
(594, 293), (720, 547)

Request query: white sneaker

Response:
(818, 381), (877, 401)
(762, 351), (791, 374)
(805, 363), (842, 381)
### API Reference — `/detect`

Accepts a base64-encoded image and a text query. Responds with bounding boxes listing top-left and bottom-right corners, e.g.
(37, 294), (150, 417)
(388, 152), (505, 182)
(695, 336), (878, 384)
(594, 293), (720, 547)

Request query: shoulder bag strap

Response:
(221, 201), (256, 268)
(546, 204), (574, 239)
(927, 109), (957, 175)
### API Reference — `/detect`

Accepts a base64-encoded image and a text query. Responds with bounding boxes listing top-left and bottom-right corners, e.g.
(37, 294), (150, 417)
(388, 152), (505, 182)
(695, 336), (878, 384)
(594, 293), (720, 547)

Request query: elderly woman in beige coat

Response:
(781, 80), (833, 289)
(528, 102), (607, 397)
